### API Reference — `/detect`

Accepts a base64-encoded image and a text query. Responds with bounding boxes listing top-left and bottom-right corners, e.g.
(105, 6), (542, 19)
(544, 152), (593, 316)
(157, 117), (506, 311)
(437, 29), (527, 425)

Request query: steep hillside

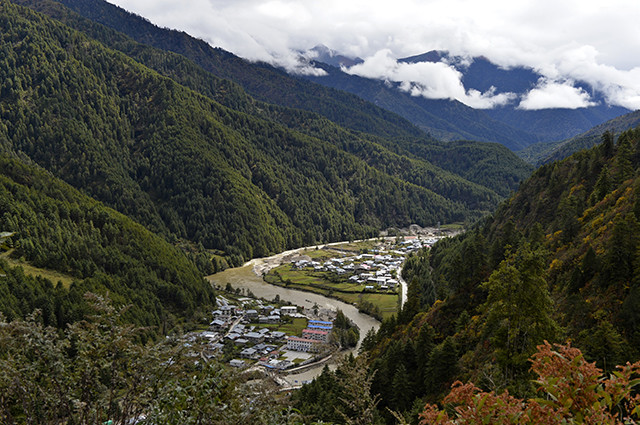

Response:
(0, 153), (215, 333)
(14, 0), (532, 204)
(0, 1), (525, 268)
(18, 0), (532, 194)
(36, 0), (426, 141)
(333, 126), (640, 423)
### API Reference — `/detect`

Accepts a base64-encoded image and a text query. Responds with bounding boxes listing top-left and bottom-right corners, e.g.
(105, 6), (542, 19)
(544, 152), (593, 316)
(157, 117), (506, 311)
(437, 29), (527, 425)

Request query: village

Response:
(265, 236), (440, 319)
(199, 236), (441, 373)
(196, 293), (339, 371)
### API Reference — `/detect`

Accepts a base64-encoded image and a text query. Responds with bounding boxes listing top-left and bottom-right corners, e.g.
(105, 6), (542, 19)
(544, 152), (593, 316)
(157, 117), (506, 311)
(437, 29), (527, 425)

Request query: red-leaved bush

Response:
(420, 341), (640, 424)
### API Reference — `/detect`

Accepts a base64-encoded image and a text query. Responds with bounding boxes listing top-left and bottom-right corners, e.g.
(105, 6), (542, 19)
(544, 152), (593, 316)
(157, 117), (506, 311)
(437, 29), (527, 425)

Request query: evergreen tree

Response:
(481, 244), (559, 381)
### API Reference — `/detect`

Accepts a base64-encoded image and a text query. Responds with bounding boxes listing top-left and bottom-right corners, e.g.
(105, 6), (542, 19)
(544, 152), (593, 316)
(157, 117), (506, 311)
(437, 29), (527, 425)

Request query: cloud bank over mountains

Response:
(107, 0), (640, 110)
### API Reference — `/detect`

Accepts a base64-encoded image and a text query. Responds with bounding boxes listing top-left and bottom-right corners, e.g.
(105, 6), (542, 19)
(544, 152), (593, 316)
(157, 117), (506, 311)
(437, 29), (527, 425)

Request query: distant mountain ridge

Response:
(518, 109), (640, 165)
(301, 49), (630, 149)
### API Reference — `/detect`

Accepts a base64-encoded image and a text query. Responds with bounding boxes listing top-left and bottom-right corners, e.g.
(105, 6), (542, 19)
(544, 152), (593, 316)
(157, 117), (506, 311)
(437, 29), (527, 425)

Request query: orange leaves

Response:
(419, 341), (640, 424)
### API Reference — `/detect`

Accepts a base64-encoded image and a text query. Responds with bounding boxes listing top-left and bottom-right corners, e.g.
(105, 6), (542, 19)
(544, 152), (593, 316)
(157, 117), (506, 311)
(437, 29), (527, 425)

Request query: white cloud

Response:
(105, 0), (640, 110)
(344, 50), (515, 108)
(518, 79), (597, 110)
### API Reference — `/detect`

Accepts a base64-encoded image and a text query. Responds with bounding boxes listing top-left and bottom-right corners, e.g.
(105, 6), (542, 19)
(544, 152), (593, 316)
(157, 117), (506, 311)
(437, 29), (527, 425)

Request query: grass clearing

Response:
(300, 249), (336, 260)
(1, 252), (76, 289)
(278, 317), (308, 336)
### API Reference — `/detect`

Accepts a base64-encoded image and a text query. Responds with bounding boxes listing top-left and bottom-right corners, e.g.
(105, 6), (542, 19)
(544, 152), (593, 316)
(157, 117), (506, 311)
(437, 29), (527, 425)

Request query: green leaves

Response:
(0, 294), (302, 425)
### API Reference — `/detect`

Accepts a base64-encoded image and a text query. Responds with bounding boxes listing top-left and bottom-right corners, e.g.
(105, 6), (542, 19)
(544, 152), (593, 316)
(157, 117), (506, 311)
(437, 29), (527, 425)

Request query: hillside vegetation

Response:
(16, 0), (532, 197)
(0, 154), (214, 334)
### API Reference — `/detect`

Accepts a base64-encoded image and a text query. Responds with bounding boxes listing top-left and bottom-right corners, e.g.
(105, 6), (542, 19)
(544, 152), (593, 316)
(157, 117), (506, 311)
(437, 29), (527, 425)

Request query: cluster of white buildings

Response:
(394, 237), (438, 253)
(199, 296), (308, 368)
(293, 251), (404, 292)
(291, 238), (440, 293)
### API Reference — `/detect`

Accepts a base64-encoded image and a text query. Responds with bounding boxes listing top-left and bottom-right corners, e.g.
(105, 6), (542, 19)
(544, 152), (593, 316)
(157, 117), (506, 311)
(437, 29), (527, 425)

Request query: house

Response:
(229, 359), (246, 368)
(245, 309), (259, 320)
(269, 331), (286, 341)
(209, 319), (227, 332)
(302, 328), (330, 343)
(240, 347), (258, 359)
(212, 342), (224, 350)
(245, 332), (265, 344)
(225, 333), (240, 341)
(220, 305), (238, 318)
(286, 336), (321, 353)
(281, 306), (297, 315)
(199, 331), (218, 341)
(234, 338), (249, 346)
(267, 315), (280, 324)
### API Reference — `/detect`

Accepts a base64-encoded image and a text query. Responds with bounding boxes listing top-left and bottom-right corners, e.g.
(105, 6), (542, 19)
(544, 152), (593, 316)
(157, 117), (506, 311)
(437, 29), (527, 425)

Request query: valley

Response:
(1, 0), (640, 424)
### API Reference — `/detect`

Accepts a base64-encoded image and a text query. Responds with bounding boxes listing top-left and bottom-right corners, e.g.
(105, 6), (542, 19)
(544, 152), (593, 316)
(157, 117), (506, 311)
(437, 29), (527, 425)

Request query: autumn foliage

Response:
(420, 342), (640, 424)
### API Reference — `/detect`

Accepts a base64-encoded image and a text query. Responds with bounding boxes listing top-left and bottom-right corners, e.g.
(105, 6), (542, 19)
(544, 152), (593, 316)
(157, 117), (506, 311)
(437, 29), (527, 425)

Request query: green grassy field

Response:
(1, 251), (76, 289)
(299, 248), (338, 260)
(278, 317), (309, 336)
(265, 264), (399, 320)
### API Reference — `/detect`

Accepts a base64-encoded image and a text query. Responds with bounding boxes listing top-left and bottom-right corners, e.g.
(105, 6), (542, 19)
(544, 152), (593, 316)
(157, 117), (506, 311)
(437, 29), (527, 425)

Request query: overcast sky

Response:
(106, 0), (640, 110)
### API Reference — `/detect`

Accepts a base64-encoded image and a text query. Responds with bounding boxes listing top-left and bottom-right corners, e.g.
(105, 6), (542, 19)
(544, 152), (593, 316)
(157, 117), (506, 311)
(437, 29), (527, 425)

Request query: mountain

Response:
(519, 109), (640, 165)
(301, 49), (630, 149)
(303, 60), (539, 151)
(305, 44), (363, 68)
(36, 0), (425, 141)
(2, 1), (532, 271)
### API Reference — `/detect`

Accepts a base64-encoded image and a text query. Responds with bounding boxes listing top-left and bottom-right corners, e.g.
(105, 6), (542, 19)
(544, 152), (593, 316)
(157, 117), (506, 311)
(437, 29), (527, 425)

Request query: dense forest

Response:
(1, 0), (531, 268)
(0, 153), (215, 335)
(295, 128), (640, 423)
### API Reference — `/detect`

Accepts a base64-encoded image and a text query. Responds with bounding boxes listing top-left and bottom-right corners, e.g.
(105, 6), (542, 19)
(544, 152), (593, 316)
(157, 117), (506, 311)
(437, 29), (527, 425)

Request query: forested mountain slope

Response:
(14, 0), (532, 198)
(0, 153), (215, 334)
(34, 0), (424, 141)
(298, 127), (640, 423)
(0, 1), (524, 267)
(13, 0), (531, 203)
